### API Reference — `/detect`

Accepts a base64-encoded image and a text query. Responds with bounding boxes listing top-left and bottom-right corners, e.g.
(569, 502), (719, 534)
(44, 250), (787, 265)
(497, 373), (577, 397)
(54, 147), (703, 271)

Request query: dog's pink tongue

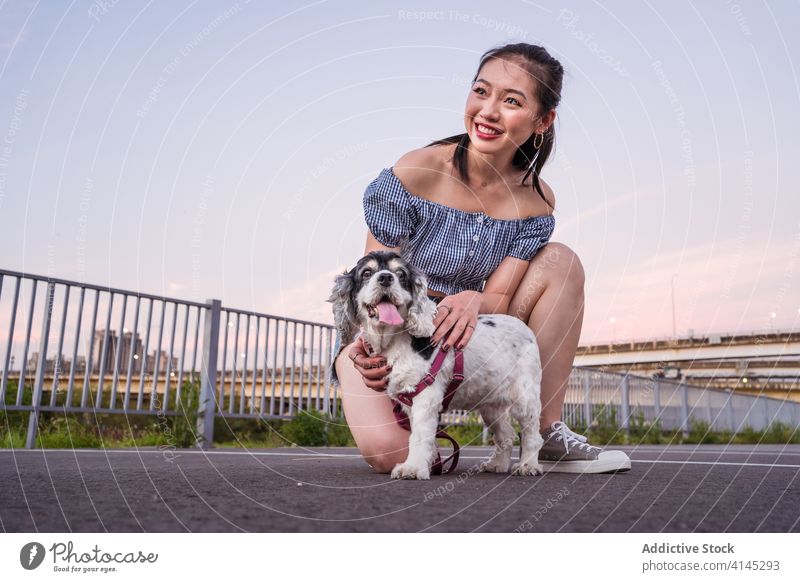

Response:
(377, 301), (404, 325)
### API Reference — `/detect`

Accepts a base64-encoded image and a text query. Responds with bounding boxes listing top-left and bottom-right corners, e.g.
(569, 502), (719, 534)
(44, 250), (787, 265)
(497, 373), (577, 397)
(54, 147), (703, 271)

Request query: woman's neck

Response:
(465, 144), (516, 187)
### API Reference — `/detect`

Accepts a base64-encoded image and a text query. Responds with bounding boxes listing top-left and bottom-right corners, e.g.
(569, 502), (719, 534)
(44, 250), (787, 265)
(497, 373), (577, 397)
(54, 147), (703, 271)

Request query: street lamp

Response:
(671, 273), (678, 339)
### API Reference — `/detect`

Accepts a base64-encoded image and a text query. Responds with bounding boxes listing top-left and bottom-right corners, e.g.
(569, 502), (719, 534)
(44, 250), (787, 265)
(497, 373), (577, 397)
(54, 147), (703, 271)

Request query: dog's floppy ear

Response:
(327, 267), (360, 346)
(397, 235), (411, 260)
(405, 263), (437, 337)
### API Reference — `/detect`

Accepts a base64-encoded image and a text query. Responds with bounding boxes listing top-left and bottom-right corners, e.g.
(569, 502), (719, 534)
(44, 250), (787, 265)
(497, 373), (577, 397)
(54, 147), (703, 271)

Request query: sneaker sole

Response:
(538, 450), (632, 474)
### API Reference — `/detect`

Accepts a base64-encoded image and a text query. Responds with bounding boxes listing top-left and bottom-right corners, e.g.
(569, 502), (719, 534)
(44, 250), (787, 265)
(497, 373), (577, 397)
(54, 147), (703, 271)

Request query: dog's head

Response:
(327, 251), (437, 346)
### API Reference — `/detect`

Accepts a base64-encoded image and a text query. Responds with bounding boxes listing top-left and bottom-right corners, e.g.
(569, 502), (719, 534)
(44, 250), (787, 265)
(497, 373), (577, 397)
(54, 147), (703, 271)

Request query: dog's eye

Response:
(361, 269), (372, 279)
(397, 271), (407, 280)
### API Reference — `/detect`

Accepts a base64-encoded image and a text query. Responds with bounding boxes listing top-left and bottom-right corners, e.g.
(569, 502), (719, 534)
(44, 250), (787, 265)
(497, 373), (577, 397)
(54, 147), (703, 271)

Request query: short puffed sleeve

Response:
(363, 168), (416, 247)
(507, 216), (555, 261)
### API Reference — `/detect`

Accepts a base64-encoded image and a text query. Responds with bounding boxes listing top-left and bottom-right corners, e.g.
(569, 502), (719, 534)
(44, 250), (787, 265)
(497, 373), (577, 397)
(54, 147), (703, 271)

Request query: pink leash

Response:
(391, 346), (465, 475)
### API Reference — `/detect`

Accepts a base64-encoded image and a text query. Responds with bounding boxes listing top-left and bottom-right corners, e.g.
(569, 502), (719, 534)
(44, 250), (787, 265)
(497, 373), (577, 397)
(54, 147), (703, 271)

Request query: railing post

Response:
(26, 281), (55, 449)
(653, 378), (661, 426)
(197, 299), (221, 449)
(681, 383), (690, 436)
(323, 327), (332, 416)
(621, 374), (630, 433)
(583, 372), (592, 427)
(727, 390), (735, 433)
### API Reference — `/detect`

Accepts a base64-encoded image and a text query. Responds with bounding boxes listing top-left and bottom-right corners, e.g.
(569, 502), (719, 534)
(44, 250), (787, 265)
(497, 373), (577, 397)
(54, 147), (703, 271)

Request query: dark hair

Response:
(425, 43), (564, 210)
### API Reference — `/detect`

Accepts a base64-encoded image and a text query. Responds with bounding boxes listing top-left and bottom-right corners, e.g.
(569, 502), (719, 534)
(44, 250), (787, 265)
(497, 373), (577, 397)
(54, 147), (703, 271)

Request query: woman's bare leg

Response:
(334, 344), (410, 473)
(506, 242), (586, 431)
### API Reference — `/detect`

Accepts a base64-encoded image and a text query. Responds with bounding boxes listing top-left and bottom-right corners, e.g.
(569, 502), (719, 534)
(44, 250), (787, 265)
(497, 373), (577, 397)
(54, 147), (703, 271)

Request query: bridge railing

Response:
(563, 368), (800, 434)
(2, 268), (797, 449)
(0, 268), (337, 448)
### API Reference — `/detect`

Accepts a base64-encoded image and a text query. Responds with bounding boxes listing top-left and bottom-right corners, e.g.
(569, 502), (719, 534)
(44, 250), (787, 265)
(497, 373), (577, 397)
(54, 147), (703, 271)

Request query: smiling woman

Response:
(330, 42), (630, 476)
(427, 43), (562, 209)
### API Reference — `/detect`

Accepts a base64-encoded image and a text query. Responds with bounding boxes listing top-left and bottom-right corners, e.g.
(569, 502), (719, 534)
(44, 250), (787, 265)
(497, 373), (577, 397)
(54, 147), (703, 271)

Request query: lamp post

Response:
(671, 274), (678, 339)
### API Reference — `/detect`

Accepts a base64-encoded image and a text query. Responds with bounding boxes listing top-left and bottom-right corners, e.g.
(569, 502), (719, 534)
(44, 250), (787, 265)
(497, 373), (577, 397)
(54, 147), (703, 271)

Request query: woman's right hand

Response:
(348, 335), (392, 392)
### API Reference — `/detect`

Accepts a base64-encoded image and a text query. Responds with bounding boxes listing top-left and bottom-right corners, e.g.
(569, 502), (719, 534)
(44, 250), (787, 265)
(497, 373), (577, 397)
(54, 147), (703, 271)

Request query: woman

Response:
(332, 43), (630, 474)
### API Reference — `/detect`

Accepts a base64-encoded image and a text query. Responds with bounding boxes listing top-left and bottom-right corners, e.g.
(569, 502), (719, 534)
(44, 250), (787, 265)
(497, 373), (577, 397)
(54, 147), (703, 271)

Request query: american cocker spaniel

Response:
(328, 250), (543, 480)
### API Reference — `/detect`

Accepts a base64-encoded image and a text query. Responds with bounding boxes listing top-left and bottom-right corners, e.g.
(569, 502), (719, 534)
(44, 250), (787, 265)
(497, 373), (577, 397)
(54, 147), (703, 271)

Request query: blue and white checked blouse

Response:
(363, 167), (556, 296)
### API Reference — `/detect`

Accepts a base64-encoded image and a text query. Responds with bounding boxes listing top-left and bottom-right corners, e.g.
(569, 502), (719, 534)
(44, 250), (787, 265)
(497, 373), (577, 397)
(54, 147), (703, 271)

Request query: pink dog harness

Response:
(391, 346), (465, 475)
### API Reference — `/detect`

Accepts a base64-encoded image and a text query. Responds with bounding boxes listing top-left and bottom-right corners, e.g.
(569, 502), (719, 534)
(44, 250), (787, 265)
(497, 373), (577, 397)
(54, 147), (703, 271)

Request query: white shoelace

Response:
(550, 421), (599, 453)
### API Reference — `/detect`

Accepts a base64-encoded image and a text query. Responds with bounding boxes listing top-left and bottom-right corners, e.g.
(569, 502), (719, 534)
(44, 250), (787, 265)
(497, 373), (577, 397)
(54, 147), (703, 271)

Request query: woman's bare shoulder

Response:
(535, 176), (557, 210)
(392, 143), (454, 194)
(518, 172), (557, 214)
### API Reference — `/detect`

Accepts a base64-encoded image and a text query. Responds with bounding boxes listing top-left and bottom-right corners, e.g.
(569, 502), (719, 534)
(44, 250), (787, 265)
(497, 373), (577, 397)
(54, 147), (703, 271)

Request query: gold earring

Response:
(533, 132), (544, 149)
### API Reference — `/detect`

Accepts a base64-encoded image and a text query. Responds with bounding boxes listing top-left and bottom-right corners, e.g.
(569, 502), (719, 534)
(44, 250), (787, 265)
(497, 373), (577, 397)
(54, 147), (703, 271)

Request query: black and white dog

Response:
(328, 250), (544, 480)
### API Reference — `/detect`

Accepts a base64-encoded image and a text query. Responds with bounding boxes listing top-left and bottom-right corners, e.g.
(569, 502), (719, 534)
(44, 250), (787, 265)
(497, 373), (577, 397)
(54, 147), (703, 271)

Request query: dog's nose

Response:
(377, 272), (394, 287)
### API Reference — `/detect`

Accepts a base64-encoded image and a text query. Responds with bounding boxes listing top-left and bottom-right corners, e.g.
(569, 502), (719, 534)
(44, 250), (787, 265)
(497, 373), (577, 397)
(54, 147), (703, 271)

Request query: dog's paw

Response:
(480, 457), (511, 473)
(391, 462), (431, 480)
(511, 461), (543, 476)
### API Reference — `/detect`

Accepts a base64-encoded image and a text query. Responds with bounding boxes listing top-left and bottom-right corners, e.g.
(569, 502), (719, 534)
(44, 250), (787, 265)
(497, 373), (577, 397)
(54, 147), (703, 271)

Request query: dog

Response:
(328, 250), (544, 480)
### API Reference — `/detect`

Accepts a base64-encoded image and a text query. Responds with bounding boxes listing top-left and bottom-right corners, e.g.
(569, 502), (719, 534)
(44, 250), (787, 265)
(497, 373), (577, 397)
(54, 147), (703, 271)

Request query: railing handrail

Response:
(220, 305), (335, 328)
(0, 268), (208, 310)
(574, 365), (710, 392)
(0, 268), (336, 329)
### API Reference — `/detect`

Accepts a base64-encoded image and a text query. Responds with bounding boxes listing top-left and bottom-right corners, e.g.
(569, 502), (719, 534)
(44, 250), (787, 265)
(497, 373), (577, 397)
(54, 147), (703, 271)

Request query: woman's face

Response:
(464, 57), (550, 156)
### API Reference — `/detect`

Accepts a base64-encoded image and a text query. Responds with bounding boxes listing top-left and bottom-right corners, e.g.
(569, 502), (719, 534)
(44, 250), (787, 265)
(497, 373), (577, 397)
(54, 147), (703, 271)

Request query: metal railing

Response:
(0, 269), (336, 448)
(562, 368), (800, 434)
(1, 268), (798, 449)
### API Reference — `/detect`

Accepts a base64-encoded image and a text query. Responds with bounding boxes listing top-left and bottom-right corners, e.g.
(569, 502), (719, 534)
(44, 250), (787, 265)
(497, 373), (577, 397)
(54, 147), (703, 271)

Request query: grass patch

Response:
(628, 409), (665, 445)
(441, 421), (485, 448)
(279, 408), (355, 447)
(587, 406), (627, 445)
(2, 378), (798, 450)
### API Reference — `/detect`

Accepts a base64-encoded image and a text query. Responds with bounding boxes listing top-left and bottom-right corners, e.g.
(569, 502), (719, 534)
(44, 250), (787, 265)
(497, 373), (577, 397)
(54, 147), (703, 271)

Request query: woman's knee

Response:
(507, 243), (584, 321)
(362, 440), (408, 473)
(541, 242), (585, 289)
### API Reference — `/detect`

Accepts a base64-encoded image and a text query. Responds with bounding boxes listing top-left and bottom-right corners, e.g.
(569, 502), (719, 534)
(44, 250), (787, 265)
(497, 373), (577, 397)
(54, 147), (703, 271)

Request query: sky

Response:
(0, 0), (798, 346)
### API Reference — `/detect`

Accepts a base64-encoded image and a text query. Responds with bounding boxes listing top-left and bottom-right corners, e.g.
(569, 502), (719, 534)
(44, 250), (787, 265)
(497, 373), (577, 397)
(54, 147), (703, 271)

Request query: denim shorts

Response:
(330, 328), (352, 383)
(330, 328), (361, 389)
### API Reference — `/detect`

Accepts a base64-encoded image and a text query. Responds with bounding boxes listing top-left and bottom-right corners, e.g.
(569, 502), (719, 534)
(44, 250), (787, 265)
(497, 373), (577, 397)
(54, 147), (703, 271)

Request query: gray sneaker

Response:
(537, 421), (631, 474)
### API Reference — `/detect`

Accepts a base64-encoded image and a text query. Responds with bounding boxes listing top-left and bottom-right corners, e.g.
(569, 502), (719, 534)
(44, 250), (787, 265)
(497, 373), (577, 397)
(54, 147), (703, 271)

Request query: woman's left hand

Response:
(431, 290), (481, 351)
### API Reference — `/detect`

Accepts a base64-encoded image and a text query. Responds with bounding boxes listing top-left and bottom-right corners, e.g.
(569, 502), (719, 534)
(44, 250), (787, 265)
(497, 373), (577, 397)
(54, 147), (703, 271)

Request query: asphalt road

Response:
(2, 445), (799, 533)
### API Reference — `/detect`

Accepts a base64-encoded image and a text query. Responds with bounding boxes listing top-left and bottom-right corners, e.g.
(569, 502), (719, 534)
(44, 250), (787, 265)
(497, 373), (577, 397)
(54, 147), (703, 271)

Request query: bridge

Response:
(575, 330), (800, 401)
